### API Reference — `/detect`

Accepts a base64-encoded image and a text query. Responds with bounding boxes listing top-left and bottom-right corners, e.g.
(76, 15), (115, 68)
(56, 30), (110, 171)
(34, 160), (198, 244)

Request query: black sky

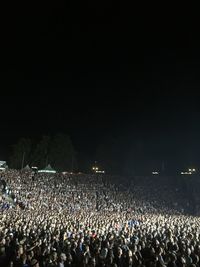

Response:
(1, 3), (200, 172)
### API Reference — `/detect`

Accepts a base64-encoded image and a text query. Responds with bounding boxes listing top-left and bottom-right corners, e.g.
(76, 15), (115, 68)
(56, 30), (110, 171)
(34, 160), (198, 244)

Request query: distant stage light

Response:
(152, 171), (159, 175)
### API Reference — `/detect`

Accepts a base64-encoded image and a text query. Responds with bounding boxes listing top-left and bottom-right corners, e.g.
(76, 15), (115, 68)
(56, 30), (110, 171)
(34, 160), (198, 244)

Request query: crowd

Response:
(0, 169), (200, 267)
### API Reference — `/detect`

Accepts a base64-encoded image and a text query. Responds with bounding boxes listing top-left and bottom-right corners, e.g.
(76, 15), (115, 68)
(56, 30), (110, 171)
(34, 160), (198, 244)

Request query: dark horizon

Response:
(1, 4), (200, 174)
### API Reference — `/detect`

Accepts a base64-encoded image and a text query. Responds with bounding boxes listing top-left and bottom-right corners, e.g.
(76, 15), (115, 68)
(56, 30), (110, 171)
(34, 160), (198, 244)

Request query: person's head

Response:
(60, 253), (67, 262)
(52, 251), (57, 261)
(27, 250), (34, 261)
(16, 245), (23, 257)
(30, 258), (39, 267)
(172, 244), (178, 252)
(117, 247), (122, 257)
(192, 254), (199, 265)
(89, 257), (96, 267)
(66, 253), (73, 263)
(186, 247), (191, 256)
(170, 253), (177, 263)
(154, 246), (161, 256)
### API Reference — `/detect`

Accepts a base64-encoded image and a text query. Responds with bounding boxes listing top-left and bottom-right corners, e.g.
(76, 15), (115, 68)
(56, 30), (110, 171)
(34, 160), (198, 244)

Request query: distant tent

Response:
(0, 161), (7, 171)
(38, 164), (56, 173)
(0, 161), (6, 166)
(23, 165), (31, 171)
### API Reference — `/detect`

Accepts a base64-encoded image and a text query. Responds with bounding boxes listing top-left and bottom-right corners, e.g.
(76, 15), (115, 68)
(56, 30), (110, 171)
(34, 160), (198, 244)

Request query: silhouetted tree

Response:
(9, 138), (32, 169)
(49, 133), (76, 171)
(9, 133), (77, 172)
(31, 135), (51, 168)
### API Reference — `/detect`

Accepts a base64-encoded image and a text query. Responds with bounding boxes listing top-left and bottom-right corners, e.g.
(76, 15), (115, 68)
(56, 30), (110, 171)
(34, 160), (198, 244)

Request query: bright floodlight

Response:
(193, 168), (196, 172)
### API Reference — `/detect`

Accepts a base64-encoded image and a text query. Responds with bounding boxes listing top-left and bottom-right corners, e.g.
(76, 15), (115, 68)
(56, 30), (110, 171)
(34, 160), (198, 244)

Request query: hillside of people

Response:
(0, 169), (200, 267)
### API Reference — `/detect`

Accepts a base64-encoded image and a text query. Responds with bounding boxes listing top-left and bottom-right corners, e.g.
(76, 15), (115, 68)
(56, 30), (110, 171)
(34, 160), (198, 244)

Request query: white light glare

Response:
(152, 171), (159, 175)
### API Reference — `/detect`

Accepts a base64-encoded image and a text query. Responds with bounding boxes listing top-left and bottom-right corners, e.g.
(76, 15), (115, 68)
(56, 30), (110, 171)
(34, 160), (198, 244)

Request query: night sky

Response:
(1, 4), (200, 173)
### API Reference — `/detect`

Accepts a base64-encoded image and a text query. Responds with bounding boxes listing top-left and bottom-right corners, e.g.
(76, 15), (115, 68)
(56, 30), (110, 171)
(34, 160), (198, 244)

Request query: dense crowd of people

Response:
(0, 169), (200, 267)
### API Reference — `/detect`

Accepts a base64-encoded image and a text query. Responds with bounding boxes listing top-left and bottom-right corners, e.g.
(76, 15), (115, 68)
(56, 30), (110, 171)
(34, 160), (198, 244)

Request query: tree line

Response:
(9, 134), (77, 171)
(9, 133), (167, 175)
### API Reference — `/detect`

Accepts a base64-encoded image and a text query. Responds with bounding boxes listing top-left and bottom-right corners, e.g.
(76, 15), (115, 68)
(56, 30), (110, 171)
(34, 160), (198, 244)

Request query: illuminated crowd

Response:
(0, 170), (200, 267)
